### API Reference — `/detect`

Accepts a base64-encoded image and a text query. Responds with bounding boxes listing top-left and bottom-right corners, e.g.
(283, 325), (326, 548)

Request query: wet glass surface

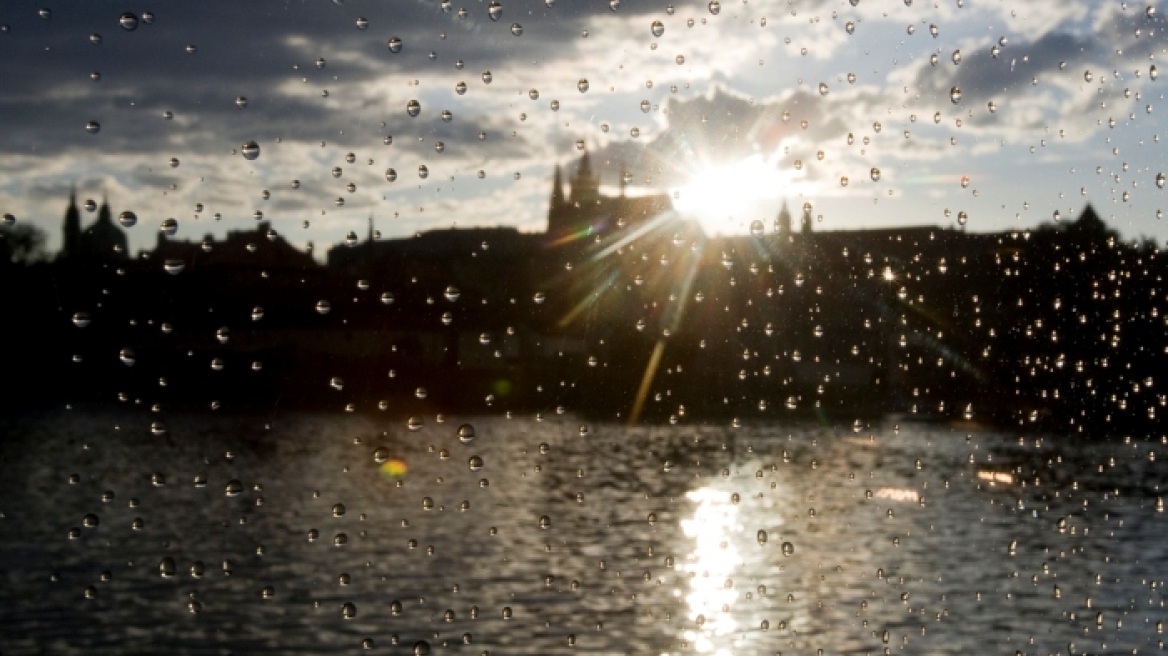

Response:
(1, 0), (1167, 653)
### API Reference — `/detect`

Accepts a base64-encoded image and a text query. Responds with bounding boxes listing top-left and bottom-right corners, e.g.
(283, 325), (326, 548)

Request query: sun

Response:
(671, 156), (790, 235)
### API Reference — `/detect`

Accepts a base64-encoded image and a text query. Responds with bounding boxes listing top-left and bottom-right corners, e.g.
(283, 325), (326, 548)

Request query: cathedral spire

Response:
(550, 164), (565, 210)
(569, 149), (600, 206)
(61, 184), (82, 260)
(775, 200), (792, 239)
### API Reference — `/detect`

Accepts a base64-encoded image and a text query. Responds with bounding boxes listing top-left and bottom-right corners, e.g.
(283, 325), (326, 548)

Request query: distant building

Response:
(546, 150), (672, 244)
(59, 193), (127, 261)
(151, 221), (318, 272)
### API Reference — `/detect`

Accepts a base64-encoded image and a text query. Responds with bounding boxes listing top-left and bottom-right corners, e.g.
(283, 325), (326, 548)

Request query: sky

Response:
(1, 0), (1166, 257)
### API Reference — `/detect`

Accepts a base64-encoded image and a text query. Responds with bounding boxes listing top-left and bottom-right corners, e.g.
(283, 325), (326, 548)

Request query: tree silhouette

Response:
(0, 223), (47, 266)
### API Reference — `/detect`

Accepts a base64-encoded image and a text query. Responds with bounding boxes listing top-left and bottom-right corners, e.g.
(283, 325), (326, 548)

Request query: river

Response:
(0, 409), (1163, 655)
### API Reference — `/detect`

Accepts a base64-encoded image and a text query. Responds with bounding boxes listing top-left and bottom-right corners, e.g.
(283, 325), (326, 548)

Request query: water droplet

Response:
(407, 416), (424, 431)
(116, 211), (137, 228)
(1084, 70), (1093, 83)
(385, 168), (398, 182)
(241, 141), (260, 160)
(456, 424), (476, 443)
(1151, 65), (1159, 80)
(85, 121), (100, 134)
(488, 1), (502, 20)
(418, 165), (429, 179)
(468, 455), (484, 471)
(159, 557), (176, 577)
(413, 641), (432, 656)
(163, 259), (185, 275)
(757, 529), (767, 544)
(870, 167), (881, 182)
(260, 586), (275, 600)
(406, 100), (421, 117)
(651, 20), (665, 37)
(387, 37), (402, 52)
(577, 78), (589, 93)
(957, 210), (968, 225)
(315, 300), (332, 315)
(708, 0), (720, 14)
(510, 23), (523, 36)
(481, 70), (493, 84)
(119, 348), (136, 366)
(539, 515), (551, 529)
(818, 82), (829, 96)
(1157, 172), (1165, 189)
(444, 285), (461, 302)
(949, 86), (962, 104)
(118, 12), (139, 31)
(781, 541), (794, 556)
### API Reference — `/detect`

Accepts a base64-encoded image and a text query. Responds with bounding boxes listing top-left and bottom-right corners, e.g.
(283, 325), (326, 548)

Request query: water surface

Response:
(0, 411), (1163, 655)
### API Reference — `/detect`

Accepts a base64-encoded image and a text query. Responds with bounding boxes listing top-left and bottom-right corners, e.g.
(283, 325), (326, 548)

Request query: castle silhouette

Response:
(546, 151), (672, 244)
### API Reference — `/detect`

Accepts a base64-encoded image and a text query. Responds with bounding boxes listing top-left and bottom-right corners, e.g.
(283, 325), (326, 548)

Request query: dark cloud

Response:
(913, 9), (1167, 113)
(0, 0), (680, 162)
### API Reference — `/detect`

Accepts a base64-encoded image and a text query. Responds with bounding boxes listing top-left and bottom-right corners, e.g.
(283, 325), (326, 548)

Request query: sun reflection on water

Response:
(679, 486), (750, 655)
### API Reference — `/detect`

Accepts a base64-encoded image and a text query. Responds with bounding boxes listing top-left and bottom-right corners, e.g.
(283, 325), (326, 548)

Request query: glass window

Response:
(1, 1), (1164, 654)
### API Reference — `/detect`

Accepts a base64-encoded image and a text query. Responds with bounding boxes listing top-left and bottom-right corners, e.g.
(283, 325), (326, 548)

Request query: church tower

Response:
(79, 195), (128, 260)
(774, 201), (792, 239)
(550, 164), (566, 211)
(60, 187), (82, 260)
(547, 163), (567, 236)
(569, 150), (600, 207)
